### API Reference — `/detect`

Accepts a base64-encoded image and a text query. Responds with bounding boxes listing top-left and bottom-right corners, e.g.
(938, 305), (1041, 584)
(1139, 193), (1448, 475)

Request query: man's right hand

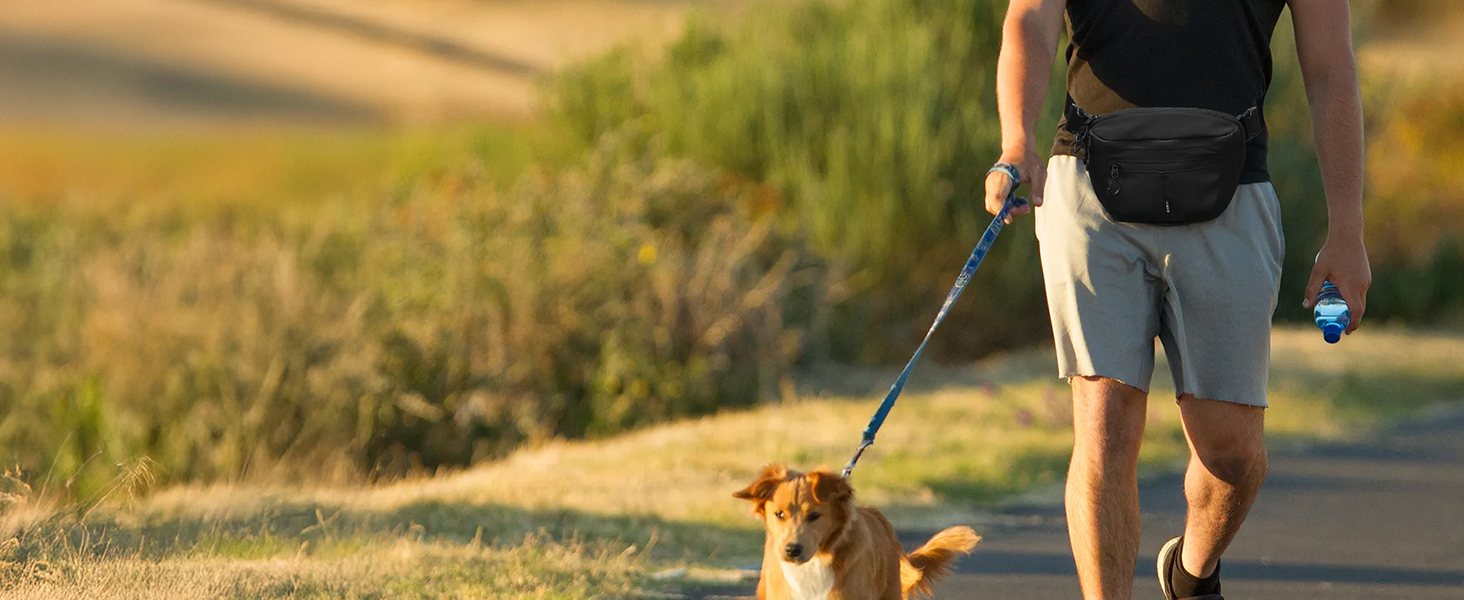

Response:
(984, 150), (1046, 224)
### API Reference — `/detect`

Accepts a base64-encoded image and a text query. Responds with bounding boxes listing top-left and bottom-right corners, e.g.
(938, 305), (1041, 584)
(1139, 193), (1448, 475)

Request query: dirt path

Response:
(925, 406), (1464, 599)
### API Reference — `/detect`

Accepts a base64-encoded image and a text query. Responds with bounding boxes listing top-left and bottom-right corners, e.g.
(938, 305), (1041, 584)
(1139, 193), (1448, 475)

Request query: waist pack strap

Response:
(1061, 97), (1093, 135)
(1062, 97), (1263, 141)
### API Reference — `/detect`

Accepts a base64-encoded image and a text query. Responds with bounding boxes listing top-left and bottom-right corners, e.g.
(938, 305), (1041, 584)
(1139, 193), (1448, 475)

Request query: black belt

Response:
(1062, 96), (1263, 142)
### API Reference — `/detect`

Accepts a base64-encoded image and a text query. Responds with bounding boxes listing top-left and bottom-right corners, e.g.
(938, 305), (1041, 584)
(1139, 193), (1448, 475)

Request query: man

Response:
(985, 1), (1370, 598)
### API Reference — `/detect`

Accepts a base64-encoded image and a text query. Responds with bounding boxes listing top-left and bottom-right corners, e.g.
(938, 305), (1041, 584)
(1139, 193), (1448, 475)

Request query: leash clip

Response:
(841, 439), (872, 479)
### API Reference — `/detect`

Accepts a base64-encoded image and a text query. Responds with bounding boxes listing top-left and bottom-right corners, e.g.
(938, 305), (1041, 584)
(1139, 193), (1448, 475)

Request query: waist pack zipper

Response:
(1108, 163), (1211, 214)
(1108, 161), (1212, 196)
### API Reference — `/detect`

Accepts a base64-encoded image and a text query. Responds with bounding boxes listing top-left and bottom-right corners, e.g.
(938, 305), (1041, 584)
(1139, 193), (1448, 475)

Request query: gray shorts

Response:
(1035, 156), (1284, 407)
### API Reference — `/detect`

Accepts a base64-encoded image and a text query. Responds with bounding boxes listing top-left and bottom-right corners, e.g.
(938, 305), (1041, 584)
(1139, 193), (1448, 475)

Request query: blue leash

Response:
(840, 163), (1027, 479)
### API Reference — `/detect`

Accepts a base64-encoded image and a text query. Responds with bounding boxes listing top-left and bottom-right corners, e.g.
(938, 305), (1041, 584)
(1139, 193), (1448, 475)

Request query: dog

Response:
(733, 464), (980, 600)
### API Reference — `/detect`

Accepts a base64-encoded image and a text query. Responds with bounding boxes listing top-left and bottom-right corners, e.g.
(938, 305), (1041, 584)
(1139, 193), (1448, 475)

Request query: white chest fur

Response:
(779, 556), (835, 600)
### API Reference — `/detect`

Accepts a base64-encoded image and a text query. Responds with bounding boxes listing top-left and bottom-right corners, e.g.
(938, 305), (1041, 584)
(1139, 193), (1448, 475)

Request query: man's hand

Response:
(984, 150), (1046, 224)
(1304, 233), (1371, 334)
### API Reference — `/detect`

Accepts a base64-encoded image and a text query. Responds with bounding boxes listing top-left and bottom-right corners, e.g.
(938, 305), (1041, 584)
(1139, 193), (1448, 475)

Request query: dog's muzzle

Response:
(783, 542), (804, 561)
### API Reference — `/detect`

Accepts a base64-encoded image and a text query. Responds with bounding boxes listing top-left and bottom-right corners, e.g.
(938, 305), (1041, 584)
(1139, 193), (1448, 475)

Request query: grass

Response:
(2, 538), (642, 599)
(552, 0), (1053, 362)
(3, 326), (1461, 598)
(0, 123), (588, 234)
(0, 131), (825, 491)
(0, 122), (577, 213)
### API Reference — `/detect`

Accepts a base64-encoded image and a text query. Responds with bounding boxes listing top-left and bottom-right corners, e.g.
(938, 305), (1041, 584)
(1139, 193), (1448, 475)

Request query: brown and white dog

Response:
(733, 464), (980, 600)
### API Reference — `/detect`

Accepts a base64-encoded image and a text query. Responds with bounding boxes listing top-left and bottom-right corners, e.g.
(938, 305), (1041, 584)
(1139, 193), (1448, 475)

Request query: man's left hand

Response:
(1303, 233), (1371, 334)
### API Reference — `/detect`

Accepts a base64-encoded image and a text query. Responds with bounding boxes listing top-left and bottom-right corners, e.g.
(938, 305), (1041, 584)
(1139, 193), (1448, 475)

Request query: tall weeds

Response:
(0, 138), (826, 491)
(555, 0), (1051, 361)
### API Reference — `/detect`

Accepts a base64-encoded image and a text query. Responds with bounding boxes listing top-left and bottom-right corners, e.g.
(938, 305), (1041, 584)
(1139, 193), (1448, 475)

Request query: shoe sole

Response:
(1157, 536), (1182, 599)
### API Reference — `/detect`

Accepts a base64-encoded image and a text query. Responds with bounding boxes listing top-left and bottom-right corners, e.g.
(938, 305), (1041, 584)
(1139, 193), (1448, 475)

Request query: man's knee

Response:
(1198, 442), (1268, 487)
(1179, 395), (1268, 486)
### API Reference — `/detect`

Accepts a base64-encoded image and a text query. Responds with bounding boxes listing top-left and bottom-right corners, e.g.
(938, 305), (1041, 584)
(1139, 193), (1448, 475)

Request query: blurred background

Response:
(1, 0), (1460, 498)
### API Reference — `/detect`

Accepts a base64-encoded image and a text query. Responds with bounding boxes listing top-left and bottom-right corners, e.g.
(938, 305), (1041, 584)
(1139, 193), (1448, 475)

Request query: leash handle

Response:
(841, 164), (1026, 479)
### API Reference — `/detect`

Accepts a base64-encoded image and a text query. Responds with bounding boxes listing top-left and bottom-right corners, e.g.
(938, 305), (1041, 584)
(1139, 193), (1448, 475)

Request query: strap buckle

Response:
(1064, 99), (1097, 154)
(1236, 105), (1262, 140)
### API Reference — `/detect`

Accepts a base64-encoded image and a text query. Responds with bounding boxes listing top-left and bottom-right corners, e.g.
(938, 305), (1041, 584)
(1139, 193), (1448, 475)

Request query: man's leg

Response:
(1067, 375), (1149, 599)
(1177, 395), (1268, 579)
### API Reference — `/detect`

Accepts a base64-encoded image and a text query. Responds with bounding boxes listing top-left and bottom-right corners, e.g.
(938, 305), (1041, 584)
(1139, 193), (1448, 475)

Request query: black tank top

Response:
(1051, 0), (1288, 183)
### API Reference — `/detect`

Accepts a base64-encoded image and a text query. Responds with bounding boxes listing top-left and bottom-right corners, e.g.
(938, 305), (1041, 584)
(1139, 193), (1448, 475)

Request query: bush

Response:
(1359, 80), (1464, 322)
(353, 136), (827, 469)
(0, 138), (827, 491)
(555, 0), (1054, 361)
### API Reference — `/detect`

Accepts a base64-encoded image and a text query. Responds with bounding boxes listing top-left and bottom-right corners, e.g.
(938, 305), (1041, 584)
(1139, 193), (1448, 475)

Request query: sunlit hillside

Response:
(0, 0), (741, 127)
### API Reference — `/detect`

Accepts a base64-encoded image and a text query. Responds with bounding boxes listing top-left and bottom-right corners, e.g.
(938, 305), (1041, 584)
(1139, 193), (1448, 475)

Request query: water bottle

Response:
(1313, 281), (1349, 344)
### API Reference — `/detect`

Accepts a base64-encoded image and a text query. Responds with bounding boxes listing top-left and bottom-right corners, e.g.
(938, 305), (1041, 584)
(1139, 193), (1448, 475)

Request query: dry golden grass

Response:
(2, 537), (640, 599)
(0, 0), (743, 126)
(0, 124), (570, 211)
(3, 326), (1460, 598)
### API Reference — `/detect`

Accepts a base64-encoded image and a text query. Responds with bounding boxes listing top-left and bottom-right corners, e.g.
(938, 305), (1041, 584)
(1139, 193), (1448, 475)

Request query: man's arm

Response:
(1291, 0), (1371, 333)
(984, 0), (1065, 223)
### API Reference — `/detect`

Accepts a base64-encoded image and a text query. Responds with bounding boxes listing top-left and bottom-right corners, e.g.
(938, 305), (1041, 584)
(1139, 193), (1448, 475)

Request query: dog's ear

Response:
(807, 470), (853, 505)
(732, 464), (788, 511)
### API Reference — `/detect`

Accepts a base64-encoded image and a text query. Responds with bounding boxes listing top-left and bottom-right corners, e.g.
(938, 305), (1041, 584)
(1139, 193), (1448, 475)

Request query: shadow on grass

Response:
(198, 0), (540, 77)
(796, 346), (1059, 401)
(0, 29), (377, 123)
(10, 496), (760, 568)
(922, 448), (1071, 506)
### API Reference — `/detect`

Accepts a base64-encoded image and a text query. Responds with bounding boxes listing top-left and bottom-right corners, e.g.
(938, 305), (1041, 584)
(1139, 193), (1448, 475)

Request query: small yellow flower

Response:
(637, 242), (657, 265)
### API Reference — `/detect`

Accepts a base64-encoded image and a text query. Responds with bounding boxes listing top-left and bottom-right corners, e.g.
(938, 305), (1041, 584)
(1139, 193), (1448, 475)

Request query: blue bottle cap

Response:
(1322, 322), (1344, 344)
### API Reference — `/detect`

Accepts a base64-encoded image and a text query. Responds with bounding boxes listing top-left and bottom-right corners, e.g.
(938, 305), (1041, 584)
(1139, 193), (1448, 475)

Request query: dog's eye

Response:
(807, 512), (822, 522)
(774, 510), (786, 520)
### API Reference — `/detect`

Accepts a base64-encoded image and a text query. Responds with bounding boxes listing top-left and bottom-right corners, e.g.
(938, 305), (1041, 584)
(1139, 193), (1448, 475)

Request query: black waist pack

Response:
(1064, 99), (1262, 225)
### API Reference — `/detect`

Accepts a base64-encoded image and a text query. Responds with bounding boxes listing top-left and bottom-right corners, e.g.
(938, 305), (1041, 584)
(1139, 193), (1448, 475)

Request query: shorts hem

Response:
(1058, 369), (1151, 395)
(1173, 389), (1269, 409)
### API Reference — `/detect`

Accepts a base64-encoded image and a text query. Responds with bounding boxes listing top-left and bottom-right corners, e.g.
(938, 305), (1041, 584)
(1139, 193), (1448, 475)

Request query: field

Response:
(0, 0), (737, 126)
(2, 0), (1463, 597)
(4, 327), (1462, 598)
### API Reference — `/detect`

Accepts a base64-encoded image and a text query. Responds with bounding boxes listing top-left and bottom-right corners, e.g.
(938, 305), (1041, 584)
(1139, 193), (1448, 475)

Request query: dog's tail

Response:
(900, 525), (981, 598)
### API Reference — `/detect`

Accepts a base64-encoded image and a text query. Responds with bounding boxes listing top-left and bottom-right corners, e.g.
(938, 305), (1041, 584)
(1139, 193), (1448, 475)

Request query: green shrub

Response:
(352, 135), (827, 468)
(1359, 80), (1464, 323)
(0, 138), (826, 490)
(556, 0), (1057, 361)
